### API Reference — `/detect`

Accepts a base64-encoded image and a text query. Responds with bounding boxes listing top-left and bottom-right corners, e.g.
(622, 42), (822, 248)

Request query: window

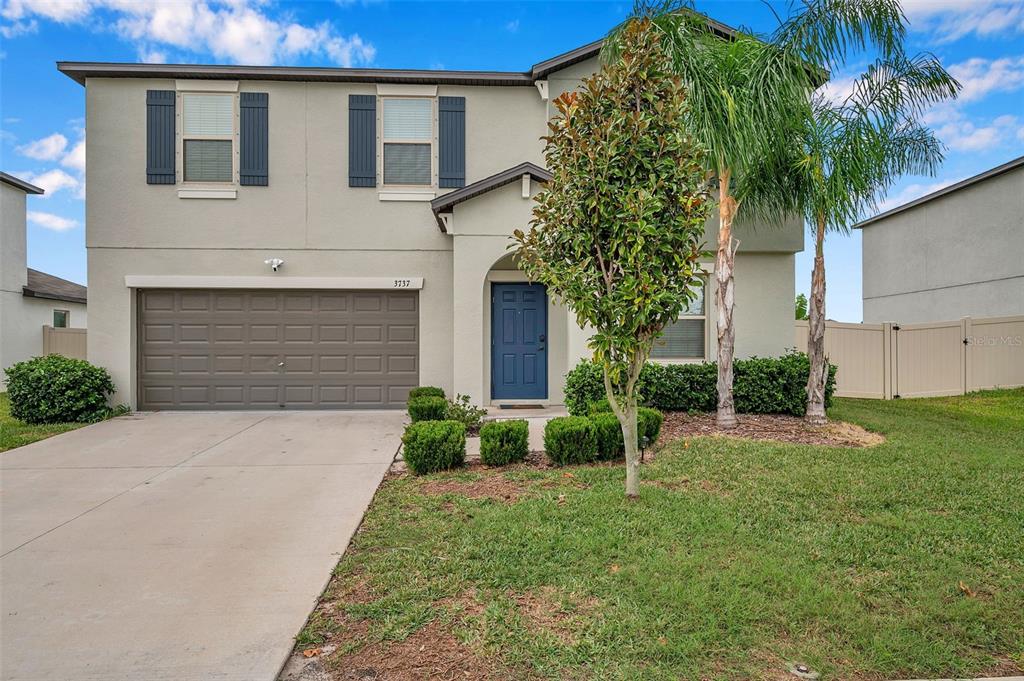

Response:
(381, 98), (433, 186)
(651, 280), (706, 360)
(53, 310), (69, 328)
(182, 93), (234, 183)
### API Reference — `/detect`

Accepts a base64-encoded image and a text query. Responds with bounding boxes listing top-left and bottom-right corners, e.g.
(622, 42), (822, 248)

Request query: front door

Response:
(491, 283), (548, 400)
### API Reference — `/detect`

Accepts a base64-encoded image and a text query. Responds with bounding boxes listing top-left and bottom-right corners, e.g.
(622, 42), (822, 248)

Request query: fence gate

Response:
(891, 320), (965, 398)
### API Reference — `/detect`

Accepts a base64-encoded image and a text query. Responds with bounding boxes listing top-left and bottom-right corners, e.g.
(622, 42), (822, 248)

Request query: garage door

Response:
(138, 289), (418, 410)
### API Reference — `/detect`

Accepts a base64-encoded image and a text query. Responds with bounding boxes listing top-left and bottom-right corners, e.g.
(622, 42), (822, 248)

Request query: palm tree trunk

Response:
(805, 214), (828, 425)
(715, 168), (739, 429)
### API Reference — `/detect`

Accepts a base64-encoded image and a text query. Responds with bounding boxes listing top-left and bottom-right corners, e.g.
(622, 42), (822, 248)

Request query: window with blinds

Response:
(651, 280), (707, 360)
(182, 93), (234, 183)
(381, 98), (433, 186)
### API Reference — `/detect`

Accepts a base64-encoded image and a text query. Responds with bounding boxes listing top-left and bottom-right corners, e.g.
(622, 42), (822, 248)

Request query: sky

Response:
(1, 0), (1023, 322)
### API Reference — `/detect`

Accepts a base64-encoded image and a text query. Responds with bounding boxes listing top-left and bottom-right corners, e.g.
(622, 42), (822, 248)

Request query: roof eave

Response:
(22, 288), (88, 305)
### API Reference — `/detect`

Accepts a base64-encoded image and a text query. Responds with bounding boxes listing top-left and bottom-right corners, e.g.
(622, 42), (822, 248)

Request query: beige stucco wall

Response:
(862, 165), (1024, 323)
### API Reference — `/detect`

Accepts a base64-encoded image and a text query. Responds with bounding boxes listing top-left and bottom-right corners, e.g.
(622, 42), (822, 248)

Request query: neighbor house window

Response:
(53, 310), (69, 328)
(381, 98), (433, 186)
(651, 280), (706, 360)
(182, 93), (234, 183)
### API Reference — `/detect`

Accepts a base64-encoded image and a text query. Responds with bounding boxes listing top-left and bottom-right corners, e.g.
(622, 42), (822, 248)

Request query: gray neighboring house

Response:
(1, 172), (88, 386)
(857, 156), (1024, 324)
(57, 29), (803, 411)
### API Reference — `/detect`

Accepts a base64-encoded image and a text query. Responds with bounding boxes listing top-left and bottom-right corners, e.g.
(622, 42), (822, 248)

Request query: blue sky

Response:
(1, 0), (1022, 322)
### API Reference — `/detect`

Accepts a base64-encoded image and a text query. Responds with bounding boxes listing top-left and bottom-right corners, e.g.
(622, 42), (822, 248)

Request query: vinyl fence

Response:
(794, 315), (1024, 399)
(42, 325), (87, 360)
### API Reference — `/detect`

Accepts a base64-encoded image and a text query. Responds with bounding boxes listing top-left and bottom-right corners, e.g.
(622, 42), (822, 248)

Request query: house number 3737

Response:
(393, 279), (411, 288)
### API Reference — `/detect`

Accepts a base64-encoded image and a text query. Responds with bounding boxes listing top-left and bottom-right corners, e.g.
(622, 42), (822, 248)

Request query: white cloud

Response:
(27, 210), (80, 232)
(16, 132), (67, 160)
(904, 0), (1024, 42)
(1, 0), (376, 67)
(61, 138), (86, 172)
(505, 19), (520, 33)
(877, 178), (961, 213)
(947, 55), (1024, 103)
(0, 18), (36, 36)
(924, 104), (1020, 152)
(22, 168), (80, 197)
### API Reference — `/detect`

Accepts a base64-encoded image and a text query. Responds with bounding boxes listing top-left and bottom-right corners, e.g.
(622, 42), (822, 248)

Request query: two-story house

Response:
(58, 35), (802, 411)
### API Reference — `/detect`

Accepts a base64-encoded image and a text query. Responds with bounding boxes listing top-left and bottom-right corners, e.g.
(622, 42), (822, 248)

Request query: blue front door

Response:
(491, 283), (548, 400)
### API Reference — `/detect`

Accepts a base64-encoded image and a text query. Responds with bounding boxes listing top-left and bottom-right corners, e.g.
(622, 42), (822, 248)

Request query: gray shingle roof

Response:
(24, 269), (87, 305)
(430, 162), (551, 232)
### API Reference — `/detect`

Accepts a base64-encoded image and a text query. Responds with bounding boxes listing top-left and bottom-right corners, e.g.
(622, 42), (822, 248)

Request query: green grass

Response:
(307, 390), (1024, 680)
(0, 392), (84, 452)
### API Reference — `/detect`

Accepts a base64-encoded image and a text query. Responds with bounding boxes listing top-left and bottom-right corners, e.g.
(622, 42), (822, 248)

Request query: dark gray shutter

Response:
(349, 95), (376, 187)
(438, 97), (465, 188)
(146, 90), (176, 185)
(239, 92), (269, 186)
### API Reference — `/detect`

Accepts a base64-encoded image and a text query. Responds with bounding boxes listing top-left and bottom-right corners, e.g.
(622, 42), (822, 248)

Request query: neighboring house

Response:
(856, 155), (1024, 324)
(58, 30), (802, 411)
(0, 172), (88, 385)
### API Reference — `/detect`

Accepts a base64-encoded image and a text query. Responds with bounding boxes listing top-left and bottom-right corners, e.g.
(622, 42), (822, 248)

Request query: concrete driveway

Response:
(0, 410), (404, 681)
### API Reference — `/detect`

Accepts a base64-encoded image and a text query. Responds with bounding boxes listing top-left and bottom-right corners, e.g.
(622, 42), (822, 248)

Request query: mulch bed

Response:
(658, 412), (885, 448)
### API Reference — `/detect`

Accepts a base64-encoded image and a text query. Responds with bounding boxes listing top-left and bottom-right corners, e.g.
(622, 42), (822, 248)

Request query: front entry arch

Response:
(491, 283), (548, 399)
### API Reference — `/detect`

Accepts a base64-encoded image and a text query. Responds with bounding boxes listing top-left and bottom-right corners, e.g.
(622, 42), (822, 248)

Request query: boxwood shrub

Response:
(589, 407), (664, 460)
(409, 386), (445, 400)
(638, 406), (664, 444)
(479, 419), (529, 466)
(401, 420), (466, 475)
(564, 353), (836, 416)
(3, 355), (117, 424)
(407, 395), (448, 422)
(543, 416), (597, 466)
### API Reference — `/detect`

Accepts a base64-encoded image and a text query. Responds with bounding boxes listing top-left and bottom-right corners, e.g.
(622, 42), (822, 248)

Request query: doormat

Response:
(498, 404), (545, 410)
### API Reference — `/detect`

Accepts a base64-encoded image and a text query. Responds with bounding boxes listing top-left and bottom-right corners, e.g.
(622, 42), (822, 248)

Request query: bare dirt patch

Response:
(514, 586), (600, 646)
(417, 475), (532, 503)
(659, 412), (884, 449)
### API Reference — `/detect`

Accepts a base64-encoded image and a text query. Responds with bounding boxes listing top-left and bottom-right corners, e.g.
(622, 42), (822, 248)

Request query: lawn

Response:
(300, 390), (1024, 680)
(0, 392), (84, 452)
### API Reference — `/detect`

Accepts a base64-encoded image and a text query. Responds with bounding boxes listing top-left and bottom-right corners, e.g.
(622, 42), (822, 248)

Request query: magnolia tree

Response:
(514, 19), (711, 497)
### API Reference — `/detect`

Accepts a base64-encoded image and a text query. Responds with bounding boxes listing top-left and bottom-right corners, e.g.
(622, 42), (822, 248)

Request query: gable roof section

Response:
(24, 268), (87, 305)
(854, 155), (1024, 229)
(0, 172), (44, 195)
(430, 162), (551, 232)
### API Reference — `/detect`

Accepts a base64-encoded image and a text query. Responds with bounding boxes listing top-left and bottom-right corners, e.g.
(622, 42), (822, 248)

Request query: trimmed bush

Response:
(407, 396), (448, 422)
(445, 393), (487, 434)
(543, 416), (598, 466)
(409, 386), (445, 400)
(638, 406), (664, 444)
(590, 412), (624, 460)
(479, 419), (529, 466)
(563, 353), (836, 416)
(3, 355), (117, 424)
(401, 420), (466, 475)
(588, 398), (613, 415)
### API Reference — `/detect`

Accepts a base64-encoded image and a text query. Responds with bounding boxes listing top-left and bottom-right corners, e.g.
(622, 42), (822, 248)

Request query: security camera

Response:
(264, 258), (285, 272)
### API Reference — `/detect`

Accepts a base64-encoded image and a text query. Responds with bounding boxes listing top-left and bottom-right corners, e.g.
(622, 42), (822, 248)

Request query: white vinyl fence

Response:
(42, 325), (87, 360)
(794, 315), (1024, 399)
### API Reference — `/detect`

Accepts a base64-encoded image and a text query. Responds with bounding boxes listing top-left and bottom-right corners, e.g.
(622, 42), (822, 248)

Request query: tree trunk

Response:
(805, 214), (828, 425)
(603, 360), (644, 498)
(715, 168), (739, 430)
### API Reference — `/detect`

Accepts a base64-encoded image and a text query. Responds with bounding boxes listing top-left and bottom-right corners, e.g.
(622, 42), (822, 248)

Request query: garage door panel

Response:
(138, 290), (418, 410)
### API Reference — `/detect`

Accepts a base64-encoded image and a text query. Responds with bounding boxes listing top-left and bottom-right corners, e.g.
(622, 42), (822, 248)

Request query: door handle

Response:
(539, 334), (546, 342)
(277, 361), (285, 367)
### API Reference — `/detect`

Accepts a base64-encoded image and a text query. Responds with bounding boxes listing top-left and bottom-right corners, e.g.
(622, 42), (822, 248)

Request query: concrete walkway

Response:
(0, 410), (404, 681)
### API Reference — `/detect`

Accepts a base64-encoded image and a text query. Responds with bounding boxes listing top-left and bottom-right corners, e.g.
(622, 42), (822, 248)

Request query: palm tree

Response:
(604, 0), (909, 429)
(786, 56), (958, 423)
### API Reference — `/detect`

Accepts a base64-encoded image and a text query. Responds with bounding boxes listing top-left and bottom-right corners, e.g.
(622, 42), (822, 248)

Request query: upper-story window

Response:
(381, 98), (434, 186)
(53, 309), (69, 328)
(182, 93), (235, 183)
(651, 278), (707, 361)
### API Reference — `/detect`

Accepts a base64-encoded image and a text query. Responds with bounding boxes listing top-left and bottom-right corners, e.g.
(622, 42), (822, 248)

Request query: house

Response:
(856, 155), (1024, 324)
(57, 33), (802, 411)
(1, 172), (88, 385)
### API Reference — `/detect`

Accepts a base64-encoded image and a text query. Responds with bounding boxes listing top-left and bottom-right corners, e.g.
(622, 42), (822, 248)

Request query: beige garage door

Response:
(138, 289), (418, 410)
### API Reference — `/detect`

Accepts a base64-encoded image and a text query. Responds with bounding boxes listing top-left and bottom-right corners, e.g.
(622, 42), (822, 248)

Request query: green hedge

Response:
(401, 420), (466, 475)
(479, 419), (529, 466)
(588, 407), (663, 460)
(564, 353), (837, 417)
(407, 395), (448, 422)
(409, 386), (445, 400)
(3, 355), (117, 424)
(543, 416), (597, 466)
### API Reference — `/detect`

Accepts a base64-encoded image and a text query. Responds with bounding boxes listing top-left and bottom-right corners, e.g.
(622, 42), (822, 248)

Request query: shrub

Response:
(445, 393), (487, 434)
(479, 419), (529, 466)
(588, 398), (613, 415)
(638, 406), (664, 444)
(590, 412), (624, 460)
(409, 386), (445, 400)
(564, 353), (836, 416)
(407, 396), (448, 422)
(401, 420), (466, 475)
(544, 416), (598, 466)
(3, 355), (117, 424)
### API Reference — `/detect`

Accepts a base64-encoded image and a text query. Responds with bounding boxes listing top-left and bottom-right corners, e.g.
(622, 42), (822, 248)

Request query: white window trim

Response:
(650, 266), (714, 364)
(177, 91), (239, 188)
(378, 95), (438, 191)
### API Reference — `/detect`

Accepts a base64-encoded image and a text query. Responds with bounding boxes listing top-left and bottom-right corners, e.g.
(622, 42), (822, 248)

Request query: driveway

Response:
(0, 410), (404, 681)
